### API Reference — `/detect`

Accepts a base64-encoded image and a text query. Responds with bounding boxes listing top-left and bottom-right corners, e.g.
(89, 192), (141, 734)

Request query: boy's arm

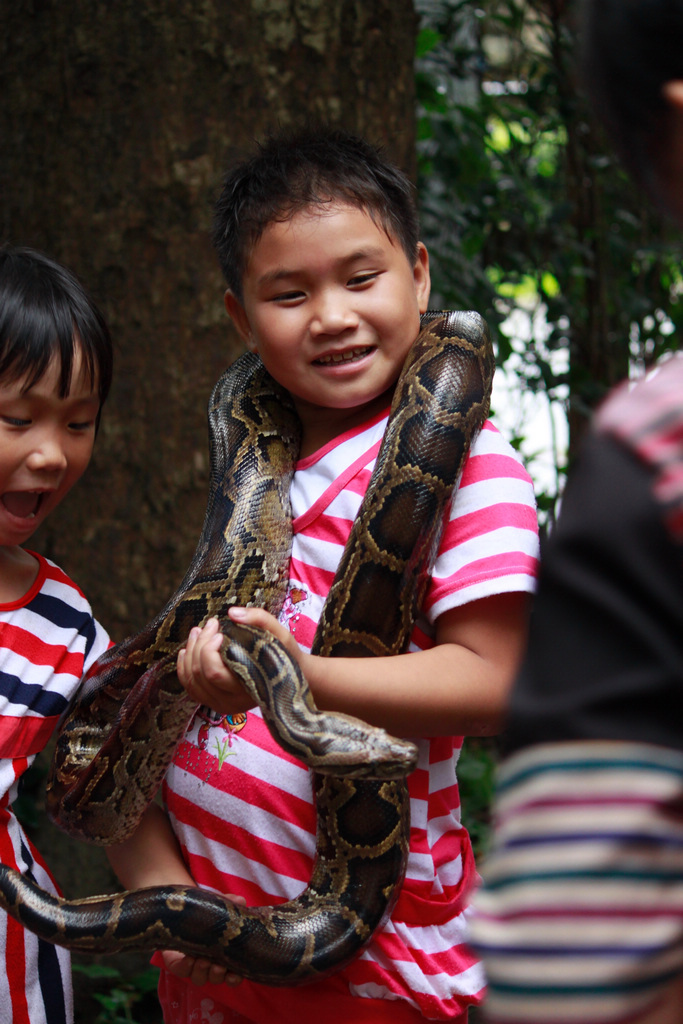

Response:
(106, 802), (243, 988)
(307, 591), (530, 737)
(106, 802), (193, 889)
(178, 591), (530, 738)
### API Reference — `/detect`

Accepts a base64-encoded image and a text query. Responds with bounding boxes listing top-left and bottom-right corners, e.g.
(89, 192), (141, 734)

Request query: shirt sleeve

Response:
(425, 421), (540, 621)
(82, 616), (112, 677)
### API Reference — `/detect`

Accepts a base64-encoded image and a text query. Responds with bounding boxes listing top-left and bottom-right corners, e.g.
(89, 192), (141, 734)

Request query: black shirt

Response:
(505, 429), (683, 754)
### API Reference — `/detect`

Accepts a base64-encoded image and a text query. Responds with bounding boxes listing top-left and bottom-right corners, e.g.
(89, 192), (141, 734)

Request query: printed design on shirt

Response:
(185, 997), (226, 1023)
(279, 580), (310, 638)
(190, 706), (248, 769)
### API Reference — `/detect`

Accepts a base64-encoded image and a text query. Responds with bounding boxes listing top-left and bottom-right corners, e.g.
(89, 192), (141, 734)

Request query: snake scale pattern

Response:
(0, 310), (493, 985)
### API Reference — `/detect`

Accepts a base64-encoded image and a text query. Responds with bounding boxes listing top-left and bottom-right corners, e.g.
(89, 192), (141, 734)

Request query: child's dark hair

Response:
(0, 245), (113, 412)
(212, 125), (420, 299)
(581, 0), (683, 196)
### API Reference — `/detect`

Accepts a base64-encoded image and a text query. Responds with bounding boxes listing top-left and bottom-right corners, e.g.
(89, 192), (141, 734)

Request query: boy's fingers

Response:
(200, 646), (231, 685)
(207, 963), (242, 986)
(189, 958), (212, 985)
(185, 625), (201, 649)
(229, 606), (277, 628)
(161, 950), (195, 978)
(176, 649), (194, 693)
(229, 606), (299, 655)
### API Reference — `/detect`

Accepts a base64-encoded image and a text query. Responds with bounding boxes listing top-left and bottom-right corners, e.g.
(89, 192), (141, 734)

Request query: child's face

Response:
(225, 202), (430, 440)
(0, 347), (100, 548)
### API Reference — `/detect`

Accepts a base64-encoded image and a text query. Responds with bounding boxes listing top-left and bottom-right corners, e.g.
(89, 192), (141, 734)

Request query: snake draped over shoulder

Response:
(0, 311), (494, 986)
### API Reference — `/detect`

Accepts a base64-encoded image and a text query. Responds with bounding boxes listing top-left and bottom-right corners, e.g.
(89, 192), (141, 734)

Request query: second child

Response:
(0, 245), (113, 1024)
(109, 127), (540, 1023)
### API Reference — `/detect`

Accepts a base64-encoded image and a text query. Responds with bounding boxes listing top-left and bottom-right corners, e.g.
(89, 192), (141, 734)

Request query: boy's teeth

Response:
(318, 347), (368, 365)
(2, 492), (40, 518)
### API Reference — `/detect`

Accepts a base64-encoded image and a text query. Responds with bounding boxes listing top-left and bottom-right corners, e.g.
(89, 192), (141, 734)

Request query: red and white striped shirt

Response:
(161, 411), (539, 1022)
(0, 552), (110, 1024)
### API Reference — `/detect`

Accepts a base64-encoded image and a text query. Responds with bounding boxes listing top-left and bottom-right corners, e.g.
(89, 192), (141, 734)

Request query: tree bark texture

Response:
(0, 0), (418, 641)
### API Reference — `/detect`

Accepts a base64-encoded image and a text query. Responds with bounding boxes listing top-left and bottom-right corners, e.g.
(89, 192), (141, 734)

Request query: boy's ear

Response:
(663, 80), (683, 110)
(224, 291), (257, 352)
(658, 82), (683, 223)
(413, 242), (431, 314)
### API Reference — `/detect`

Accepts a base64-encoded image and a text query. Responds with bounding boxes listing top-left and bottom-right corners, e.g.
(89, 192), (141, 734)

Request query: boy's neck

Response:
(297, 389), (394, 459)
(0, 546), (40, 605)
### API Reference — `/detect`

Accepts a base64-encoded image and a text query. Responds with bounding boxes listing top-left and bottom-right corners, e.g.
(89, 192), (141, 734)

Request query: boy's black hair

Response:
(581, 0), (683, 196)
(212, 125), (420, 299)
(0, 245), (113, 411)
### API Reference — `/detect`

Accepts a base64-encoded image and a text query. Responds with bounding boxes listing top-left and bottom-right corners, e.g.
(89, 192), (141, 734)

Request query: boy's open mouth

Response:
(1, 491), (43, 519)
(314, 346), (373, 366)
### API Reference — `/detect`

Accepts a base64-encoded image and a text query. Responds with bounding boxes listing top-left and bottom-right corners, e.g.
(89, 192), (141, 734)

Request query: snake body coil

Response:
(0, 311), (493, 985)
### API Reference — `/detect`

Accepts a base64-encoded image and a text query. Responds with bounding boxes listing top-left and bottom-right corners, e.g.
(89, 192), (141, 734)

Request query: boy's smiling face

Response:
(225, 202), (430, 454)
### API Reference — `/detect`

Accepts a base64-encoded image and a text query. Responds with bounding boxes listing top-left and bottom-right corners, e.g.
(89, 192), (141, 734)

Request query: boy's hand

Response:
(177, 617), (254, 716)
(158, 892), (247, 986)
(228, 605), (305, 669)
(159, 949), (243, 987)
(177, 609), (306, 717)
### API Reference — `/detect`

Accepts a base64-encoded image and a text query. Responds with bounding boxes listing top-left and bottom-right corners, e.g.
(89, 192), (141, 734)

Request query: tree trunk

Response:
(545, 0), (630, 463)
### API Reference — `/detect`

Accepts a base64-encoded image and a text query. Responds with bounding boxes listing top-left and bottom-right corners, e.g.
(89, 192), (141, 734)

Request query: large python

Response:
(0, 310), (493, 985)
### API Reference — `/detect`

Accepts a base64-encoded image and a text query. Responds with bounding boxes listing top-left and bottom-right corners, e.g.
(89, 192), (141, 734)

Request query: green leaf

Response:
(415, 27), (442, 58)
(73, 964), (122, 980)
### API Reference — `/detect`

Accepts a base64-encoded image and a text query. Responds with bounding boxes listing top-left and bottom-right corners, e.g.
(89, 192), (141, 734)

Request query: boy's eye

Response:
(68, 419), (96, 432)
(348, 272), (379, 287)
(270, 290), (305, 304)
(1, 416), (30, 427)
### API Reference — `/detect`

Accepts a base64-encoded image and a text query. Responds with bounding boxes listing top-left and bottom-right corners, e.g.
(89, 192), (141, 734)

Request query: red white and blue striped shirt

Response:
(0, 552), (110, 1024)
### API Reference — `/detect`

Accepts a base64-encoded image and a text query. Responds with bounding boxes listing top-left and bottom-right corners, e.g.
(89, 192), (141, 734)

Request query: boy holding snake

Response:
(107, 127), (540, 1023)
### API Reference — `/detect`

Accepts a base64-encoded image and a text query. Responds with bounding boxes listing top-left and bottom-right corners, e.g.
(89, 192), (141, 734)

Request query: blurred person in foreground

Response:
(470, 2), (683, 1022)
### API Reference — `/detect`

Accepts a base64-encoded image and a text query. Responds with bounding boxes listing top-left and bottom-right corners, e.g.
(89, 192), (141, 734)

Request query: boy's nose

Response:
(311, 291), (358, 335)
(27, 436), (68, 473)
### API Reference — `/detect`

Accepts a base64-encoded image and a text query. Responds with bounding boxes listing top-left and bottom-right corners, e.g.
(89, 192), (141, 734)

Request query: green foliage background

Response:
(415, 0), (683, 859)
(416, 0), (683, 522)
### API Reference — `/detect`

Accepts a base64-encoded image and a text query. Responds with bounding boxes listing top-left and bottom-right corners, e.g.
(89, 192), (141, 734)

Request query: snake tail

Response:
(0, 772), (408, 985)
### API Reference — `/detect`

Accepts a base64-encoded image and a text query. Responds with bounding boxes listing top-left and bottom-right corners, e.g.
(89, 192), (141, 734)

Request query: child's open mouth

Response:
(1, 491), (43, 519)
(314, 346), (373, 366)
